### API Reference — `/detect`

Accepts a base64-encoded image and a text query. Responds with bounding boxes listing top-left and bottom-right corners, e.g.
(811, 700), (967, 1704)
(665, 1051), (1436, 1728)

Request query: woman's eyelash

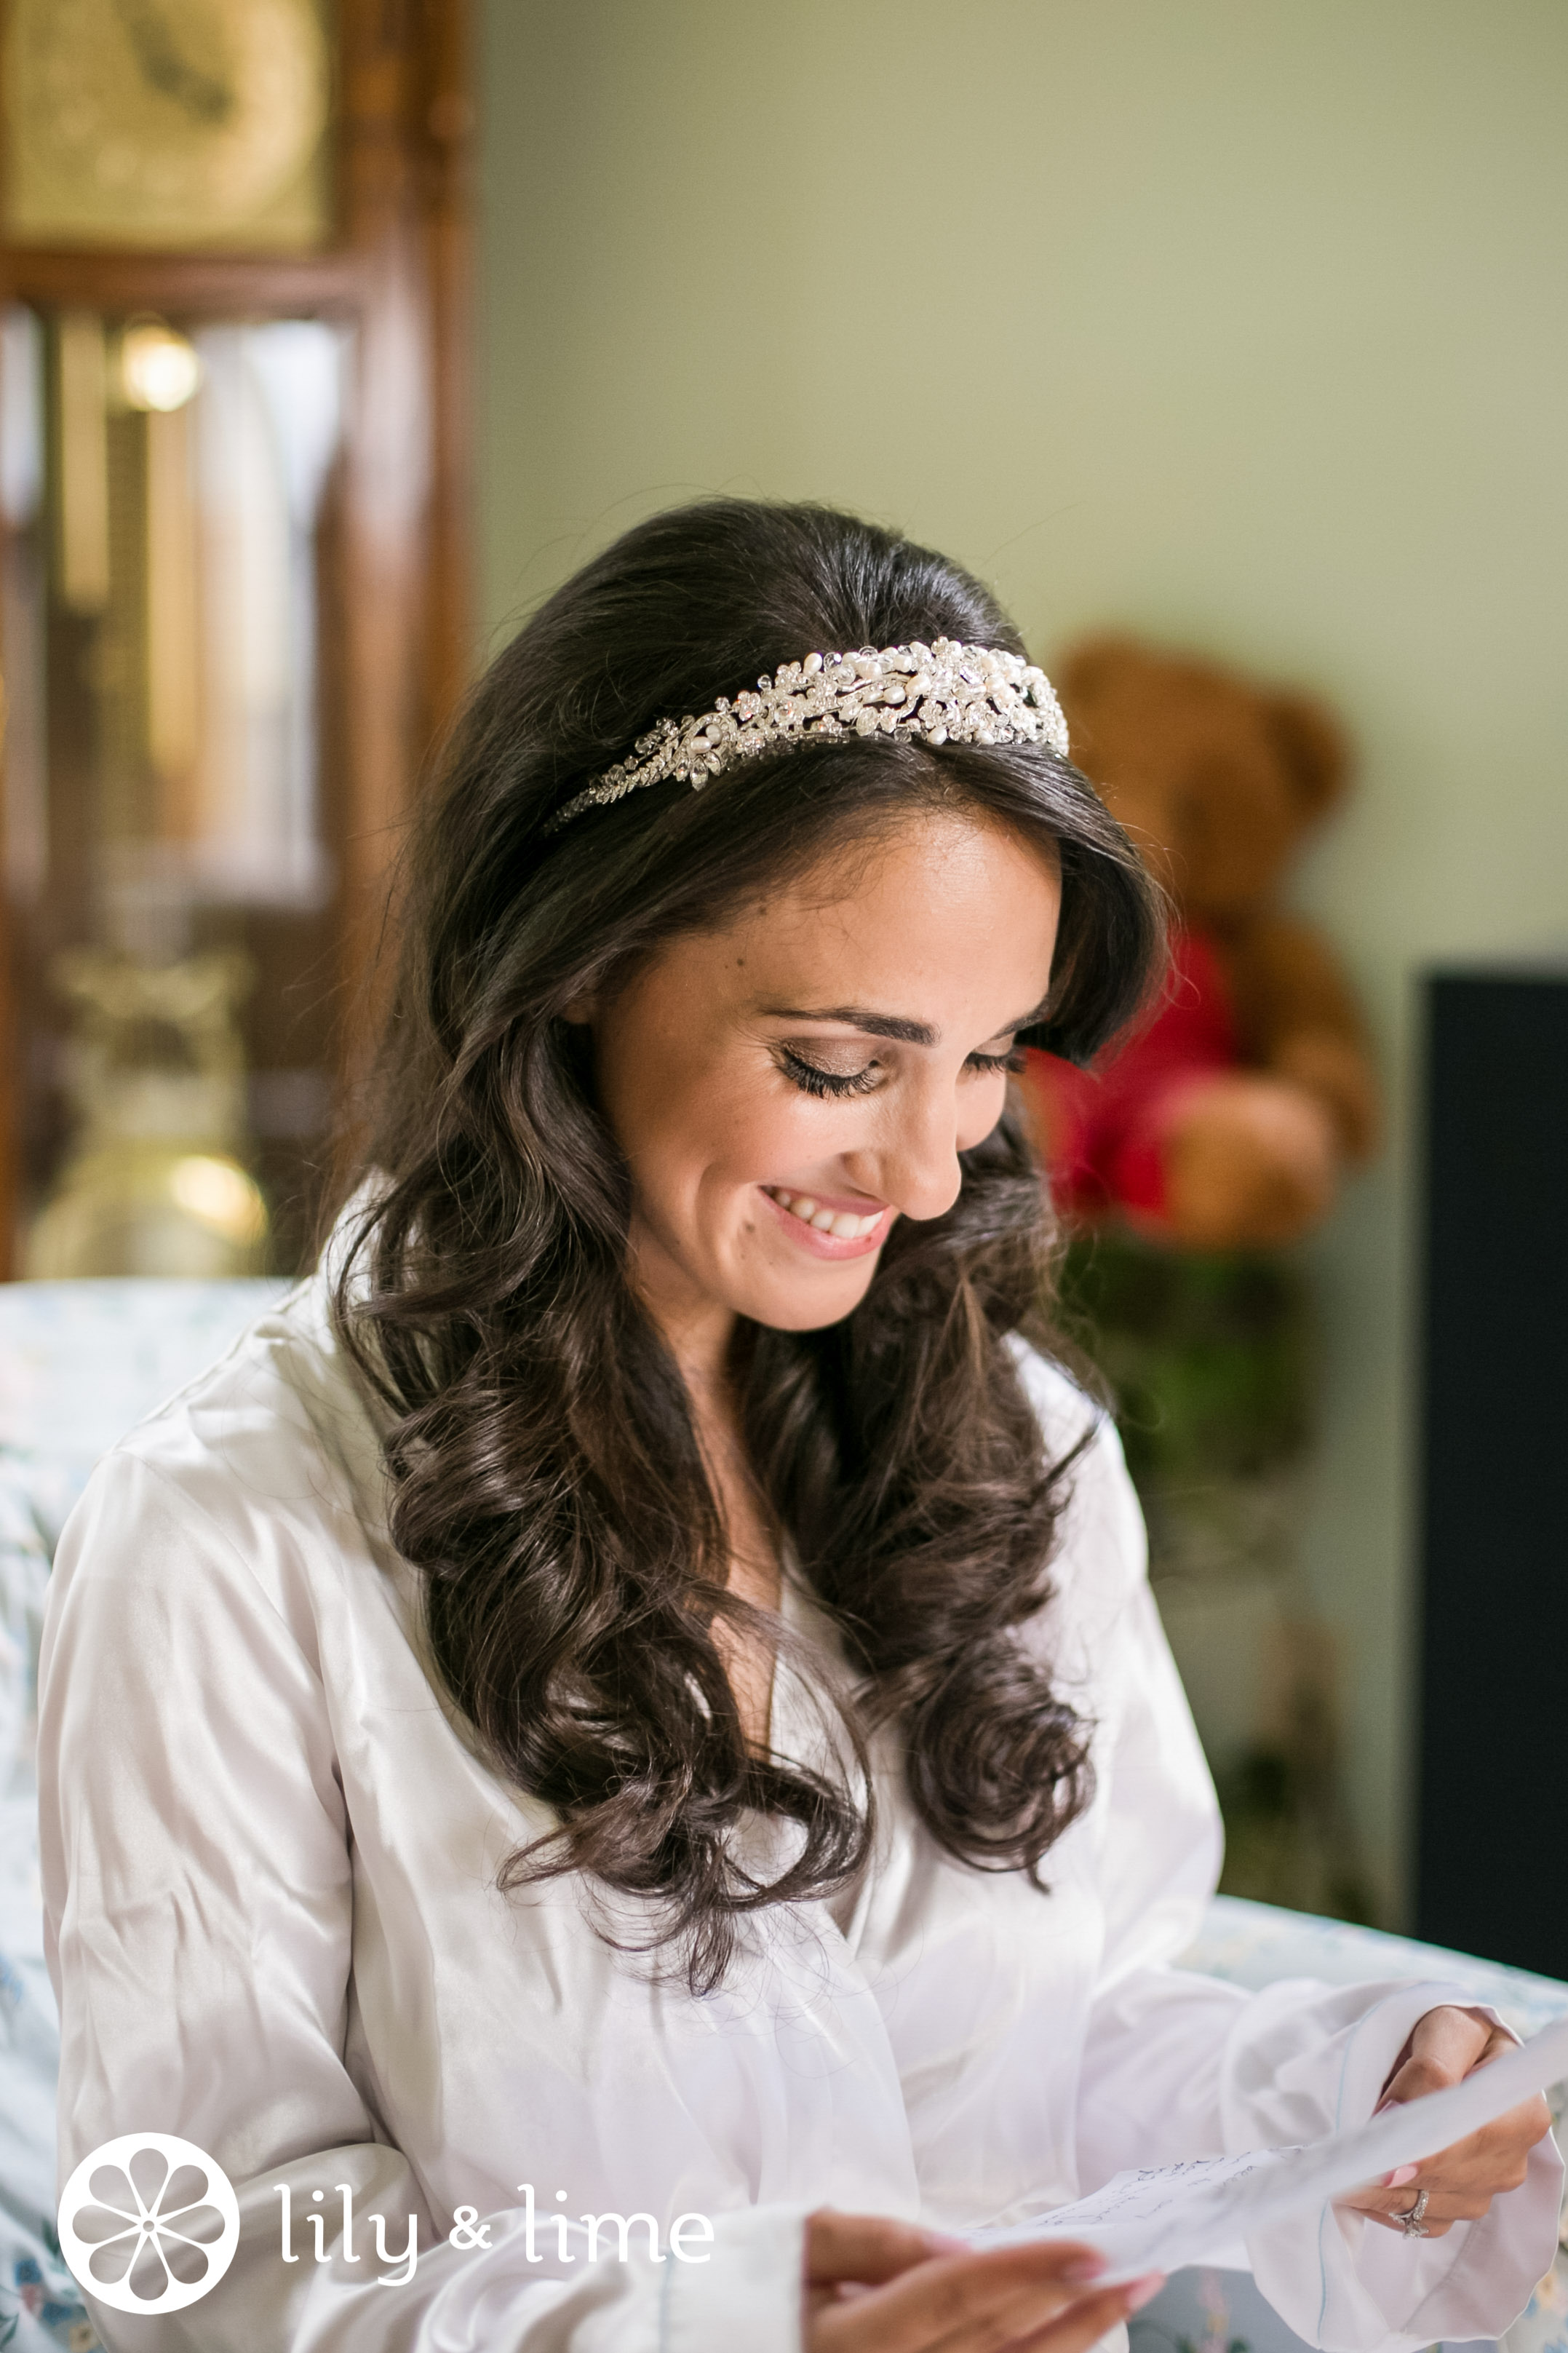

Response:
(779, 1049), (881, 1099)
(779, 1044), (1025, 1098)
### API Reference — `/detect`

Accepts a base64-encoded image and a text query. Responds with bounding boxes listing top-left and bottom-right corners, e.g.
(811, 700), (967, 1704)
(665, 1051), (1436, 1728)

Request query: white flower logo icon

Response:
(57, 2132), (240, 2315)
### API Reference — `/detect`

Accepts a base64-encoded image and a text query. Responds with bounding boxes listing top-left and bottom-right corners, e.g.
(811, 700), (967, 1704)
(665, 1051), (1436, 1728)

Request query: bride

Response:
(39, 500), (1555, 2352)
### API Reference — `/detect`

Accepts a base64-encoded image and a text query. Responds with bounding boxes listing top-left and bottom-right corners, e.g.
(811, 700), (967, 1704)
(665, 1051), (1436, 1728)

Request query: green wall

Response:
(477, 0), (1568, 1920)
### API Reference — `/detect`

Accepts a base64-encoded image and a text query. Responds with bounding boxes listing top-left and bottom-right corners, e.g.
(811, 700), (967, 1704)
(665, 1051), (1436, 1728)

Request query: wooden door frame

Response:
(0, 0), (474, 1276)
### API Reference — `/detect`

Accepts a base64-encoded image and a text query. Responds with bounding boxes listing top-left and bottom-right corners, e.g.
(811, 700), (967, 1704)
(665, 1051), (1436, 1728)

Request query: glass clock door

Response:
(1, 303), (350, 1274)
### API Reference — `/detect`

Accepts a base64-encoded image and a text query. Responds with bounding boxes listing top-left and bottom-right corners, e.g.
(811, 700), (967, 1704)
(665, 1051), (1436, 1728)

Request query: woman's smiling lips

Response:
(759, 1184), (894, 1258)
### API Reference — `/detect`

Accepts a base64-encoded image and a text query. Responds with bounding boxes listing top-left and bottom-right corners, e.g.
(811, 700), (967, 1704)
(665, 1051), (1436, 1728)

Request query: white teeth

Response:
(766, 1186), (882, 1239)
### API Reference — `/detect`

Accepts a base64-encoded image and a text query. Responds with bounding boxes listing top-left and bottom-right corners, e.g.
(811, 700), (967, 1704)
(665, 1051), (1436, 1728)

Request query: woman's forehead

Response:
(686, 815), (1062, 1027)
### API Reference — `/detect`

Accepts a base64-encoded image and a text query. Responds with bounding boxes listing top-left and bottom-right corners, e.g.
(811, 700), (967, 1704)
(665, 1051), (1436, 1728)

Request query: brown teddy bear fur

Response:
(1035, 635), (1380, 1251)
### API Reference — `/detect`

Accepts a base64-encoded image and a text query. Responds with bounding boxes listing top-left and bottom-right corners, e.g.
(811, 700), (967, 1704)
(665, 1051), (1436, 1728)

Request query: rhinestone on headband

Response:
(546, 639), (1070, 831)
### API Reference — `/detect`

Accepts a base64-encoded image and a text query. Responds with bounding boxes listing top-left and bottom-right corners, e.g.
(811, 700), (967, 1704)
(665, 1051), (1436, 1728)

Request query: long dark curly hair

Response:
(332, 499), (1163, 1991)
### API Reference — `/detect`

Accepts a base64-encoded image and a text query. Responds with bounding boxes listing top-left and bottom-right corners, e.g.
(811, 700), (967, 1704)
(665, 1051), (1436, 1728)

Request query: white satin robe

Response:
(36, 1267), (1561, 2352)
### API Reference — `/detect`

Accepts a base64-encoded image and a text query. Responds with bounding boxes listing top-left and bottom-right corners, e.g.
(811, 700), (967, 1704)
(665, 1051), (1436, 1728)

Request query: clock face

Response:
(5, 0), (332, 250)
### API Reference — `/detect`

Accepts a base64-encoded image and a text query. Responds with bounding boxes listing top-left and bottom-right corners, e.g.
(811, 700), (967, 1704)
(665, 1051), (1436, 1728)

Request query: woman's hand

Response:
(1342, 2005), (1553, 2238)
(803, 2210), (1162, 2353)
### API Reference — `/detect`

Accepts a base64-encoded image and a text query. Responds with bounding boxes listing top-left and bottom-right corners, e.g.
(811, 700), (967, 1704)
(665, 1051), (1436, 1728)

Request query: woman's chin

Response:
(738, 1257), (883, 1333)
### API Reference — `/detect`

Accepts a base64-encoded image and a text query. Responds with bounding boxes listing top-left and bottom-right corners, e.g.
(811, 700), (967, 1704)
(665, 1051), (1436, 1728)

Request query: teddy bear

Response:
(1026, 635), (1380, 1251)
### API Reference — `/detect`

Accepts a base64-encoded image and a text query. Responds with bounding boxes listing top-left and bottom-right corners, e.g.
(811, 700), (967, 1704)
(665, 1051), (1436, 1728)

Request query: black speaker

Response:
(1415, 969), (1568, 1975)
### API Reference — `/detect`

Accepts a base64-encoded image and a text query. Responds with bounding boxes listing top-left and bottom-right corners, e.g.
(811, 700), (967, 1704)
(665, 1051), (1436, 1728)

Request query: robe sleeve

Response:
(38, 1448), (808, 2353)
(1058, 1405), (1562, 2353)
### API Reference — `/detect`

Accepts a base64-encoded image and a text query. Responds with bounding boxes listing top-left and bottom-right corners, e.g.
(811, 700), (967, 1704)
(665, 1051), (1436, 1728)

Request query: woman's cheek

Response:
(956, 1074), (1011, 1153)
(727, 1079), (827, 1172)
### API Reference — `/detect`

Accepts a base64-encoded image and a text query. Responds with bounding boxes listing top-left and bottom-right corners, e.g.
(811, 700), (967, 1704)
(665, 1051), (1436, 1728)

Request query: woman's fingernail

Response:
(1062, 2255), (1108, 2284)
(920, 2230), (969, 2255)
(1385, 2165), (1419, 2189)
(1123, 2274), (1166, 2312)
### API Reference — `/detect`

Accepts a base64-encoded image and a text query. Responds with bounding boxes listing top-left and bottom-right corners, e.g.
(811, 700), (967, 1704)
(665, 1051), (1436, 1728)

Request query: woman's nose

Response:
(846, 1090), (964, 1224)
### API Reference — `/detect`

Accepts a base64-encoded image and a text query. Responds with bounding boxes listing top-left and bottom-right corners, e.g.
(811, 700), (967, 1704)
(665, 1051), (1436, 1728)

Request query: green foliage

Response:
(1057, 1229), (1376, 1924)
(1058, 1234), (1315, 1491)
(1216, 1742), (1377, 1925)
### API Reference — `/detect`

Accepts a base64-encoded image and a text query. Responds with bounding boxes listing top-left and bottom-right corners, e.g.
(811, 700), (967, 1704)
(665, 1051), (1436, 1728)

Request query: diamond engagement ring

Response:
(1396, 2189), (1430, 2237)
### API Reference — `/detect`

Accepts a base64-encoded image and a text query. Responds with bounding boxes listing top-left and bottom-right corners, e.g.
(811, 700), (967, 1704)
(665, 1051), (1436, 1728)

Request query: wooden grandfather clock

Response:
(0, 0), (472, 1277)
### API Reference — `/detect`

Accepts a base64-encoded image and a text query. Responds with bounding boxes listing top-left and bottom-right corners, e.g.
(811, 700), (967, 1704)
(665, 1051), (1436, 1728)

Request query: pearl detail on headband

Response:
(546, 638), (1070, 831)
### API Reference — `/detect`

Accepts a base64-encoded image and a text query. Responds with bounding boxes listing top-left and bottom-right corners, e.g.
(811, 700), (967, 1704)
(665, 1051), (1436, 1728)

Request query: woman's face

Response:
(586, 809), (1063, 1346)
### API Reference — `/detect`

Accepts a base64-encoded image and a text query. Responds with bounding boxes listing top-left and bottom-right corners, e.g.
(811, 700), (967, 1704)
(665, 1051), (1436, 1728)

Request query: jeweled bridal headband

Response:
(546, 640), (1071, 831)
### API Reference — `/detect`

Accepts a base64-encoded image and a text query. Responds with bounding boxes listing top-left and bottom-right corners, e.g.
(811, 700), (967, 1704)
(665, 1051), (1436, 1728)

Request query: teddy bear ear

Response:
(1265, 690), (1351, 822)
(1055, 634), (1151, 710)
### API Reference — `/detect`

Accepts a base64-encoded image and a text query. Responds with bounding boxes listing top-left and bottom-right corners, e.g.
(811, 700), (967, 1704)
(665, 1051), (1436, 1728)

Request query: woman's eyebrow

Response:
(760, 1001), (1046, 1046)
(761, 1003), (938, 1045)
